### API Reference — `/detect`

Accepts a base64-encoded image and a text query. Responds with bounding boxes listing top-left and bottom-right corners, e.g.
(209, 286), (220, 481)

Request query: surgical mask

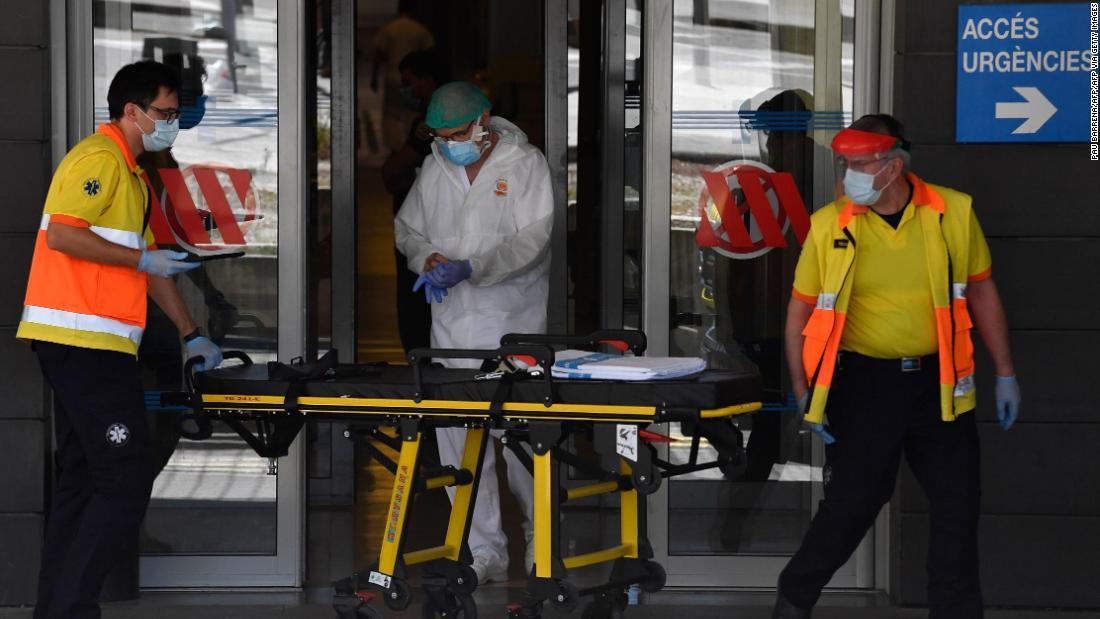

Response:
(439, 123), (488, 166)
(843, 164), (889, 205)
(137, 108), (179, 152)
(178, 95), (207, 130)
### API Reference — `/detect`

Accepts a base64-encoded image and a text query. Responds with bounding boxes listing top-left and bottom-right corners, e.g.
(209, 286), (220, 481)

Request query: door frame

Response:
(545, 0), (569, 334)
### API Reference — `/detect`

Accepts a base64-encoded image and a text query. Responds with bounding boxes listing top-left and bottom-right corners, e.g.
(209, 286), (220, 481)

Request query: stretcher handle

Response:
(179, 351), (253, 441)
(499, 329), (647, 355)
(184, 350), (254, 392)
(406, 344), (557, 405)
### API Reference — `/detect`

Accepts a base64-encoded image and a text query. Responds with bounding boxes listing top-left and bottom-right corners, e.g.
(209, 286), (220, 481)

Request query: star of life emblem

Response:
(84, 178), (101, 197)
(106, 423), (130, 447)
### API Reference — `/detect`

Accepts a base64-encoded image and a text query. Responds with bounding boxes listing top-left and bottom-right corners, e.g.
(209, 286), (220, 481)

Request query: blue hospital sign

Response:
(956, 3), (1095, 143)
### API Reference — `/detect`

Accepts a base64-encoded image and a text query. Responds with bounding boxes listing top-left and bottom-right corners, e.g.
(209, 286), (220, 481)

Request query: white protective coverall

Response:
(394, 116), (552, 570)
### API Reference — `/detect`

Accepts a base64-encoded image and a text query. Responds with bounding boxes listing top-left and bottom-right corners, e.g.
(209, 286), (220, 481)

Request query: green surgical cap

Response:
(425, 81), (491, 130)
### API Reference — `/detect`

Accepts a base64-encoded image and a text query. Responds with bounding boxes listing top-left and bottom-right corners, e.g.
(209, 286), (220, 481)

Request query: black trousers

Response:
(778, 352), (983, 618)
(33, 342), (156, 619)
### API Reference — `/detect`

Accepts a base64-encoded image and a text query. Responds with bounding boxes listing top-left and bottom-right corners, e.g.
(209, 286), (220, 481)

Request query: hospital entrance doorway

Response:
(343, 0), (551, 587)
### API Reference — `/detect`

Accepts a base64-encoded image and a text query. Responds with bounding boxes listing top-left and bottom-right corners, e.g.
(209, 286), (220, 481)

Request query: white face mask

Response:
(843, 163), (890, 205)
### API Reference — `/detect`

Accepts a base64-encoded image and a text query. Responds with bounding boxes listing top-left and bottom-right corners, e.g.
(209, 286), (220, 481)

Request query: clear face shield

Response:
(834, 149), (901, 178)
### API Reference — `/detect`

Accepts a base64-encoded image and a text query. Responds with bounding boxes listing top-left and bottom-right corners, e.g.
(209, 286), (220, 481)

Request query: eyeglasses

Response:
(835, 152), (898, 174)
(146, 104), (182, 123)
(431, 120), (477, 142)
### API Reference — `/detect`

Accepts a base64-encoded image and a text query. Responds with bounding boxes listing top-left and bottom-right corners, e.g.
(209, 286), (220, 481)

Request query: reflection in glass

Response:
(667, 0), (854, 556)
(624, 0), (644, 330)
(313, 0), (333, 354)
(94, 0), (280, 556)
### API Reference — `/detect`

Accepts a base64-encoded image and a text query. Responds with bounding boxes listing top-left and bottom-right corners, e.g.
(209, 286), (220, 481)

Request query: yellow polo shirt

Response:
(17, 124), (155, 355)
(793, 199), (992, 359)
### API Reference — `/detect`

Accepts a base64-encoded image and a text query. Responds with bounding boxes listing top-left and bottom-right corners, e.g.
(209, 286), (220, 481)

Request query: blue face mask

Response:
(178, 95), (207, 130)
(438, 121), (489, 166)
(441, 139), (482, 166)
(843, 164), (888, 205)
(138, 108), (179, 152)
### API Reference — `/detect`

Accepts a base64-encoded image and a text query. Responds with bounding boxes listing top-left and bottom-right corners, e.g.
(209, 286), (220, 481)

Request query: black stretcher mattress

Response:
(196, 363), (761, 412)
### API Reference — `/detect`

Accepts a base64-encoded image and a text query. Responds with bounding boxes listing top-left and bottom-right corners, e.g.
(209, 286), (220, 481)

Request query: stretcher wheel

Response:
(631, 462), (661, 495)
(421, 591), (477, 618)
(639, 561), (666, 593)
(451, 565), (478, 595)
(547, 580), (579, 613)
(383, 578), (413, 611)
(581, 588), (627, 619)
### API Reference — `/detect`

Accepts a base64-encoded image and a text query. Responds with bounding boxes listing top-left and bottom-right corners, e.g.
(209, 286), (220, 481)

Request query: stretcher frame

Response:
(170, 330), (762, 619)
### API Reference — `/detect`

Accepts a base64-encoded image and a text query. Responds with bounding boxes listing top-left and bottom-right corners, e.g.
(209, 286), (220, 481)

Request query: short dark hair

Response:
(850, 113), (909, 148)
(398, 49), (443, 83)
(107, 61), (181, 120)
(851, 113), (912, 171)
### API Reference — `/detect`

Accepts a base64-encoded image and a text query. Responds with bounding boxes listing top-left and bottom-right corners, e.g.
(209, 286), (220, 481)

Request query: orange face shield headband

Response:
(831, 128), (910, 172)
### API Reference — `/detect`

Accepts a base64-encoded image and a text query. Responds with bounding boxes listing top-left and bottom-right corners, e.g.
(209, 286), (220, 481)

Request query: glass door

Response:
(77, 0), (307, 586)
(643, 0), (873, 589)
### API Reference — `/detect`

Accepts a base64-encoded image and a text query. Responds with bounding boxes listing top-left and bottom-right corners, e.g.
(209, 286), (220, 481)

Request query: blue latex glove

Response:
(138, 249), (200, 278)
(186, 336), (223, 372)
(426, 259), (473, 288)
(412, 273), (449, 303)
(798, 391), (837, 444)
(994, 374), (1020, 430)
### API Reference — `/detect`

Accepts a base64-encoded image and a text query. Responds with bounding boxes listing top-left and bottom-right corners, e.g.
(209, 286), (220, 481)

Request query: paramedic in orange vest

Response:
(16, 61), (223, 619)
(772, 115), (1020, 619)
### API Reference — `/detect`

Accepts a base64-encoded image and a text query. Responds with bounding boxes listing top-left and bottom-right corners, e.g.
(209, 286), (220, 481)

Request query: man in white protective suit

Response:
(394, 81), (553, 585)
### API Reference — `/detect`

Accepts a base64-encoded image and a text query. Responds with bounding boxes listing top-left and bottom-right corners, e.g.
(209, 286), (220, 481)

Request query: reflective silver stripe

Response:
(40, 214), (144, 249)
(953, 283), (967, 300)
(21, 305), (143, 345)
(90, 226), (143, 249)
(954, 374), (975, 397)
(816, 293), (837, 310)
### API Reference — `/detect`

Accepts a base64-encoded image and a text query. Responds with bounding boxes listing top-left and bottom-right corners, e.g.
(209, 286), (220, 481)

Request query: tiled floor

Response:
(2, 588), (1097, 619)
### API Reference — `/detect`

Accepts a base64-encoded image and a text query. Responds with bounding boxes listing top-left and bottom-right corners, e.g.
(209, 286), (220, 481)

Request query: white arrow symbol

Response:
(995, 86), (1057, 134)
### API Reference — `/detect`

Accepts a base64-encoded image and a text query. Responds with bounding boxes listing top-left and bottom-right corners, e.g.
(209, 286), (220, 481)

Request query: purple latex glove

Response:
(412, 272), (449, 303)
(426, 259), (473, 289)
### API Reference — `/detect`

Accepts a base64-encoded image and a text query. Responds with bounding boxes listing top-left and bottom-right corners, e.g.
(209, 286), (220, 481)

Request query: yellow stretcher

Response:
(171, 330), (762, 619)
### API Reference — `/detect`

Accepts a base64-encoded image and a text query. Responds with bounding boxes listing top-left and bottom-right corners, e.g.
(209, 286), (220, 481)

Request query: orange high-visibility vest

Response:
(17, 124), (154, 356)
(800, 174), (979, 423)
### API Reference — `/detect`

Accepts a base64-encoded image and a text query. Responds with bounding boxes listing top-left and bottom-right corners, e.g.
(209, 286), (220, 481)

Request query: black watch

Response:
(182, 328), (202, 343)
